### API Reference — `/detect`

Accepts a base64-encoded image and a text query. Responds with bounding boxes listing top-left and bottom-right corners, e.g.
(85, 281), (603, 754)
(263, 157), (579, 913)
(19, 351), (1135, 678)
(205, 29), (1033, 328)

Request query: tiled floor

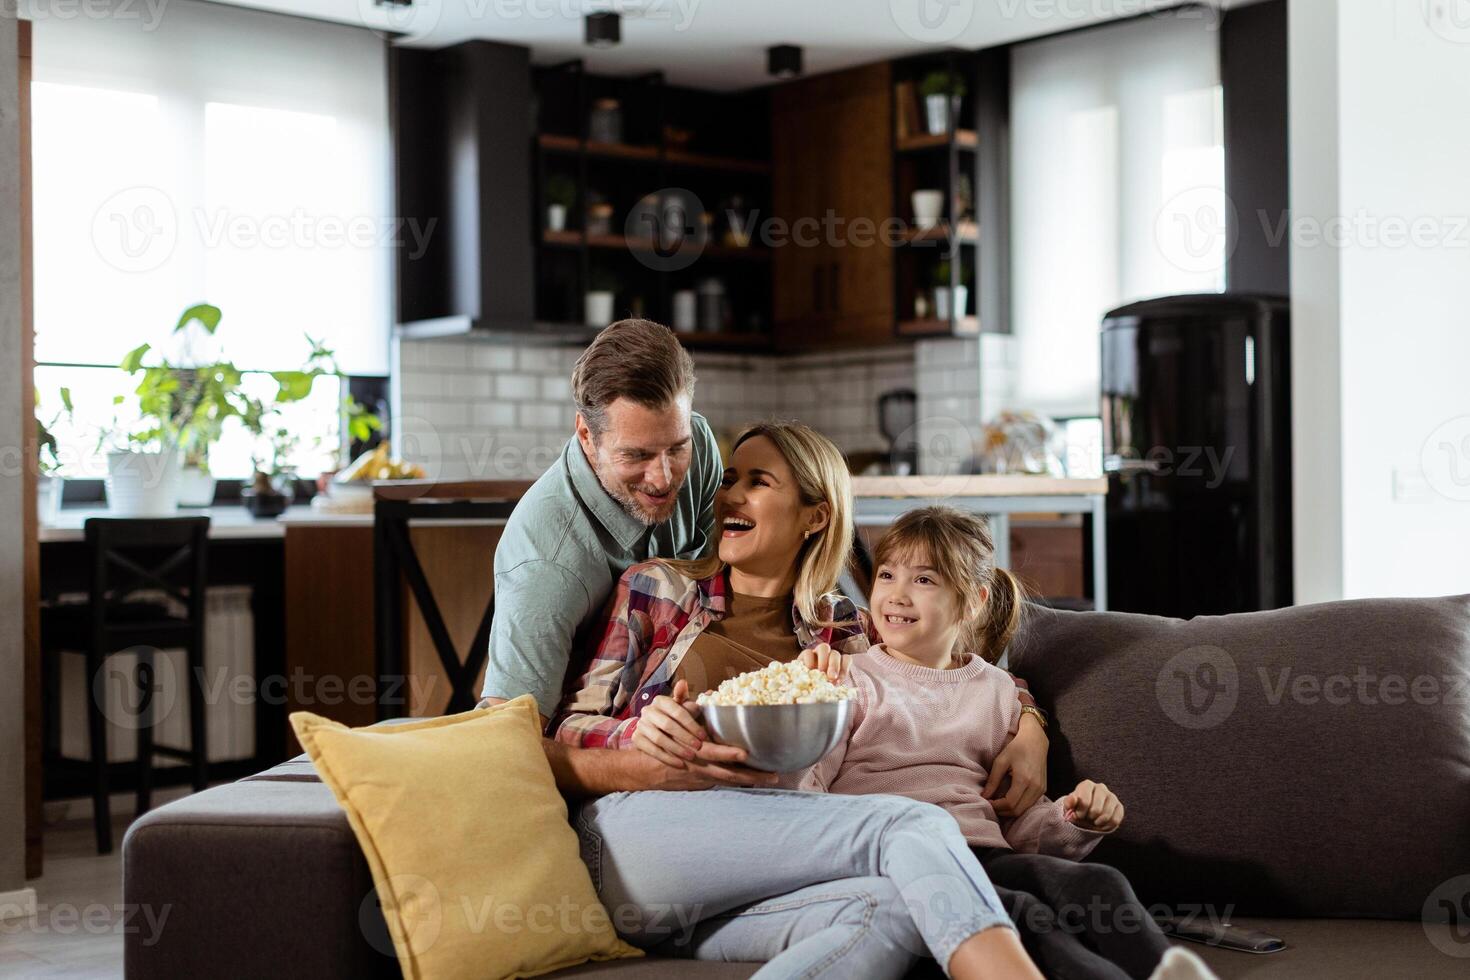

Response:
(2, 790), (191, 979)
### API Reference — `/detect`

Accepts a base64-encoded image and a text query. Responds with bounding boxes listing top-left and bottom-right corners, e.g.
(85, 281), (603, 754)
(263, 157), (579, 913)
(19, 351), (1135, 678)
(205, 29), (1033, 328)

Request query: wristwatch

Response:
(1019, 705), (1049, 730)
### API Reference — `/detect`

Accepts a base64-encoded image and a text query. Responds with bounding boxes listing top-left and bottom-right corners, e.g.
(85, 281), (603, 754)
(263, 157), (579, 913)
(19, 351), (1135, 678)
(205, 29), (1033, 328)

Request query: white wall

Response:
(1290, 0), (1470, 600)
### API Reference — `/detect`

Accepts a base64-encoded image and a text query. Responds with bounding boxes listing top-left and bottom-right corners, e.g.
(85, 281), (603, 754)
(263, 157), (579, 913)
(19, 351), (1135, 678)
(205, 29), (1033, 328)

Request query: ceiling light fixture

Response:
(767, 44), (803, 79)
(585, 12), (621, 48)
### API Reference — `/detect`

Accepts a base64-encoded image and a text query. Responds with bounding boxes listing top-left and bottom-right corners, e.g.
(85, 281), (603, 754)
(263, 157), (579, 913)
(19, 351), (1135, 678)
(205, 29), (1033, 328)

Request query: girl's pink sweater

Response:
(800, 645), (1108, 858)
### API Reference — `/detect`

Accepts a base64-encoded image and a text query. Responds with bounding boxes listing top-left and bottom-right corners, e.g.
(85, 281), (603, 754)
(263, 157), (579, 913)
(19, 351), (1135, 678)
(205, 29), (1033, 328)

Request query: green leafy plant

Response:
(918, 70), (967, 100)
(35, 387), (72, 476)
(544, 173), (578, 210)
(240, 335), (382, 478)
(116, 302), (381, 478)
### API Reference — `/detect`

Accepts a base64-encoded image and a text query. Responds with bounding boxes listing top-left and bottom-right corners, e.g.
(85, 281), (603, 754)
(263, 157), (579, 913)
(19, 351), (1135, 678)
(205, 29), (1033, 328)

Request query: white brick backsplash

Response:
(540, 375), (572, 402)
(395, 336), (928, 477)
(516, 346), (566, 374)
(472, 401), (517, 427)
(471, 345), (516, 371)
(495, 373), (539, 401)
(519, 402), (570, 430)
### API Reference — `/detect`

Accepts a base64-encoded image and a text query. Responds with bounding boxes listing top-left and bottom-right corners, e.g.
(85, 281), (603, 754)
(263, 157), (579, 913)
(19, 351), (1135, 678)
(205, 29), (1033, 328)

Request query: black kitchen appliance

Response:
(1101, 294), (1291, 617)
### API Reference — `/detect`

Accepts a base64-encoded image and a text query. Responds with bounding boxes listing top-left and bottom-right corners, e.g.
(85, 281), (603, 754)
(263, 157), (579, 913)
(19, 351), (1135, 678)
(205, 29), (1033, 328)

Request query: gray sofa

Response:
(123, 595), (1470, 978)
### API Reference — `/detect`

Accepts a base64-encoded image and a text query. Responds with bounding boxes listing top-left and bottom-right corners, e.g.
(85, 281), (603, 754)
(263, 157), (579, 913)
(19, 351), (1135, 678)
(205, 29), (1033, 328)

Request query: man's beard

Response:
(594, 460), (679, 527)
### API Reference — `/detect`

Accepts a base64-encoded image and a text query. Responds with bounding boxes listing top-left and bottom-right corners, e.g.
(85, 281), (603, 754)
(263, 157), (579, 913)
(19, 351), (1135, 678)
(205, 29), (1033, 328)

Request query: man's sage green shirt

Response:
(482, 413), (721, 719)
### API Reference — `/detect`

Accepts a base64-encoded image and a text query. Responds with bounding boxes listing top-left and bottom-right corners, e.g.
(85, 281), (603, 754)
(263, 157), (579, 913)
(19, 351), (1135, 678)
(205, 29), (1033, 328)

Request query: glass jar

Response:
(588, 98), (622, 144)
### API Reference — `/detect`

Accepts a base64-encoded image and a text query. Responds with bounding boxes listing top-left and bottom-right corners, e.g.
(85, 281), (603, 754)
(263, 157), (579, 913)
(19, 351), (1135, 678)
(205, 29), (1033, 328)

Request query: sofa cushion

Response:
(291, 696), (642, 980)
(1189, 917), (1469, 979)
(1008, 594), (1470, 918)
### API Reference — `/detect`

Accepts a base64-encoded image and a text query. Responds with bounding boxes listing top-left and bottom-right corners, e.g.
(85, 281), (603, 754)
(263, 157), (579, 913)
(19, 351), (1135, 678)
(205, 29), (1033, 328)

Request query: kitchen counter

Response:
(848, 473), (1108, 611)
(40, 504), (295, 542)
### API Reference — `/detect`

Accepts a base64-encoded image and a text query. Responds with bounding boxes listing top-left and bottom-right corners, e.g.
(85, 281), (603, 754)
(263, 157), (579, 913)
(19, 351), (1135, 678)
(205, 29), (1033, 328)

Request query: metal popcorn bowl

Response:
(702, 700), (854, 773)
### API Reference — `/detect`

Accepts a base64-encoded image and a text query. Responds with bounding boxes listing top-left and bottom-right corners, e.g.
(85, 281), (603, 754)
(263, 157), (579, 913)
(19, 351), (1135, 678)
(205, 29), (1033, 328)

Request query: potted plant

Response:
(35, 388), (70, 524)
(932, 260), (969, 323)
(108, 304), (236, 515)
(239, 335), (382, 517)
(544, 174), (576, 233)
(585, 269), (617, 326)
(919, 70), (967, 136)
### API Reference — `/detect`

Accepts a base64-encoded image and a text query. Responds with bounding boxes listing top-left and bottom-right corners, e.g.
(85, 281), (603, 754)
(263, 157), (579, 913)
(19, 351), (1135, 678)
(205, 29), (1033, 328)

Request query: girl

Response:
(799, 506), (1215, 980)
(553, 422), (1047, 979)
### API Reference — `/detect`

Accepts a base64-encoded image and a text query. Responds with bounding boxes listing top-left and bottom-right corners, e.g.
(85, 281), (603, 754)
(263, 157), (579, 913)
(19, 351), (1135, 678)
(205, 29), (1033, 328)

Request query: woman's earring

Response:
(803, 530), (813, 540)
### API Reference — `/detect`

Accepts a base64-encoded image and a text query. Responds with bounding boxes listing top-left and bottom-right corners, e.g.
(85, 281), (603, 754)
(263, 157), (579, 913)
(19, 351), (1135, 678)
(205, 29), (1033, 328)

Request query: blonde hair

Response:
(872, 505), (1027, 662)
(664, 420), (853, 626)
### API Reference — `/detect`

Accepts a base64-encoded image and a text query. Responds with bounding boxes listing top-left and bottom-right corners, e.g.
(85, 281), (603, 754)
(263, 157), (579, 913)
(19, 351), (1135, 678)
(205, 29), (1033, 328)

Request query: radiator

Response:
(59, 585), (258, 764)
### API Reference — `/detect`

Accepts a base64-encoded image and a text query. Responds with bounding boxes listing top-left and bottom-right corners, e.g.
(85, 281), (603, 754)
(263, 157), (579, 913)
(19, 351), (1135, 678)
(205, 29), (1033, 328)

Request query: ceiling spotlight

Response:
(767, 44), (803, 79)
(586, 12), (621, 48)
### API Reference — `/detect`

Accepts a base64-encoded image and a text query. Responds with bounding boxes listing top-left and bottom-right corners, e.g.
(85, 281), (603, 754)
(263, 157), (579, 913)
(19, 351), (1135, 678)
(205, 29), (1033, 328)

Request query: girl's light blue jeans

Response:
(573, 787), (1014, 979)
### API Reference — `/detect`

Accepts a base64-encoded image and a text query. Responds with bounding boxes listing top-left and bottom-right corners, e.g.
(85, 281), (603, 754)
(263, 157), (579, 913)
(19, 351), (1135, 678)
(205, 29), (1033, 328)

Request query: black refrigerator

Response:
(1100, 294), (1291, 618)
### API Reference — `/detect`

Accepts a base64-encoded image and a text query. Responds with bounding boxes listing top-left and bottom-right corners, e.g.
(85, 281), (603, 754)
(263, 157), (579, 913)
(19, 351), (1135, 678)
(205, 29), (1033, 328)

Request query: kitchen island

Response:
(850, 475), (1109, 610)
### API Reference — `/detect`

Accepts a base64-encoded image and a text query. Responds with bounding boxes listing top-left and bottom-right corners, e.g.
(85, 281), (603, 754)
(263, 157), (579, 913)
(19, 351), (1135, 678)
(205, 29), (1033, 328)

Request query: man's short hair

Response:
(571, 319), (696, 437)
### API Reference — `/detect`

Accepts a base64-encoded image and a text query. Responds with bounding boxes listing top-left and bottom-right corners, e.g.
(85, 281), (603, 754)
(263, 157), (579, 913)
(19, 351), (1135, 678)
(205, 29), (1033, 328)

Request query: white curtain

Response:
(1010, 9), (1224, 418)
(27, 0), (392, 375)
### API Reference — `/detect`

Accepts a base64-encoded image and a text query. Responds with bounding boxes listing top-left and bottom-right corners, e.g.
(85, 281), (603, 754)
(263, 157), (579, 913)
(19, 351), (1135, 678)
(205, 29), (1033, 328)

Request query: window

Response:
(28, 0), (390, 478)
(1010, 9), (1225, 420)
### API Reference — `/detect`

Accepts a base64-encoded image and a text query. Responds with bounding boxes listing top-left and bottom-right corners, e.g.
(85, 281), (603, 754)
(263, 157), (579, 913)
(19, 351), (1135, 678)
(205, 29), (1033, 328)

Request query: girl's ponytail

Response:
(976, 566), (1026, 663)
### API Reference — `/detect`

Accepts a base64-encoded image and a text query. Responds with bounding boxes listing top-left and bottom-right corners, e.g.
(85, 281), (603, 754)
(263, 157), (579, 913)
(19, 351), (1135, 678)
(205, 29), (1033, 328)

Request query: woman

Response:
(552, 421), (1049, 979)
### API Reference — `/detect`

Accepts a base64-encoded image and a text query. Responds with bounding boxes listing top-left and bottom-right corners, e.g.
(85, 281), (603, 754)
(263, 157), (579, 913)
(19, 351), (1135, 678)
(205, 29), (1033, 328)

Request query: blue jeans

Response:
(573, 788), (1014, 979)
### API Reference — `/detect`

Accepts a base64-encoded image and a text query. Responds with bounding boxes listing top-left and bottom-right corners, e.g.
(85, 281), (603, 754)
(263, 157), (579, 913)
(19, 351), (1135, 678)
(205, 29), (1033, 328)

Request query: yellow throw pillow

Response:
(290, 696), (642, 980)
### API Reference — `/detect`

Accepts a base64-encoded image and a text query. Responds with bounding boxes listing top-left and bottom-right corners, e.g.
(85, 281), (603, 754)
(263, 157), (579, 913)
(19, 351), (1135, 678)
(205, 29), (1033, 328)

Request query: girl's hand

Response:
(799, 642), (849, 681)
(1061, 779), (1124, 832)
(632, 680), (707, 769)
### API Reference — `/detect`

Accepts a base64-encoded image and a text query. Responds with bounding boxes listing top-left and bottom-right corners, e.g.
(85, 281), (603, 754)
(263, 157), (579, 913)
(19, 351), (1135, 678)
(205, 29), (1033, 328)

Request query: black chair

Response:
(373, 482), (521, 720)
(42, 517), (211, 854)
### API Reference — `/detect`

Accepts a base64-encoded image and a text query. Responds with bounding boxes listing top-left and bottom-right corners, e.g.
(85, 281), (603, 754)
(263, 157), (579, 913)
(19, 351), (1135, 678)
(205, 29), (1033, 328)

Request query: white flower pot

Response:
(934, 285), (969, 322)
(585, 290), (615, 327)
(106, 450), (181, 516)
(547, 204), (567, 232)
(37, 474), (63, 525)
(178, 467), (217, 508)
(911, 190), (943, 230)
(925, 93), (961, 135)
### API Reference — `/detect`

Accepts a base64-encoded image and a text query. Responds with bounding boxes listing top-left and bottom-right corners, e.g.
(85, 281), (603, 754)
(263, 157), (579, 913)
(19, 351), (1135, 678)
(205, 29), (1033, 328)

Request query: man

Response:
(481, 318), (1048, 808)
(479, 318), (775, 792)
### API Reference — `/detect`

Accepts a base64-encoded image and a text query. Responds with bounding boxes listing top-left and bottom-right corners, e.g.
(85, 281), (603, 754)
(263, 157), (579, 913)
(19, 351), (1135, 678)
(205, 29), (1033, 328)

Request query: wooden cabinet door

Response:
(771, 63), (893, 351)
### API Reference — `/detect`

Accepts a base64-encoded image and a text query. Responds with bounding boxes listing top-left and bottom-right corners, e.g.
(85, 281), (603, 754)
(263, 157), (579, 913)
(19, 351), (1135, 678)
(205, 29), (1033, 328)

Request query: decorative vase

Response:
(37, 474), (63, 525)
(911, 189), (943, 230)
(925, 93), (962, 135)
(177, 467), (217, 508)
(934, 285), (969, 322)
(242, 472), (294, 518)
(105, 450), (181, 516)
(547, 204), (567, 232)
(585, 290), (615, 327)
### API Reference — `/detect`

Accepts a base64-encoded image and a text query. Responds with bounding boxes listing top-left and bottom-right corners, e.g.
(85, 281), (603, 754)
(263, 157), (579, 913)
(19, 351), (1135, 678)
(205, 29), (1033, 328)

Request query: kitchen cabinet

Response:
(771, 62), (894, 351)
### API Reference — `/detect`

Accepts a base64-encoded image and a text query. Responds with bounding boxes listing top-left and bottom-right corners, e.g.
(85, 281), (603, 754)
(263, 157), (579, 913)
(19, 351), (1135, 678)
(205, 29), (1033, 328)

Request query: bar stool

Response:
(42, 517), (210, 854)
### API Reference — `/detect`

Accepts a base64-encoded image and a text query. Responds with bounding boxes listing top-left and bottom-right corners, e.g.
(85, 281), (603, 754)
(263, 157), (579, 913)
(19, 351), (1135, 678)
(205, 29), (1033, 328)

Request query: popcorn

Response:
(696, 661), (857, 707)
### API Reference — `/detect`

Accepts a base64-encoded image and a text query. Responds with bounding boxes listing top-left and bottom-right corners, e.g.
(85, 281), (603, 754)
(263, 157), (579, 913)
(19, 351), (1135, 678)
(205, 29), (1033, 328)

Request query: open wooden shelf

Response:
(538, 134), (769, 174)
(897, 316), (980, 337)
(541, 230), (769, 260)
(665, 149), (770, 175)
(896, 130), (978, 152)
(672, 330), (774, 352)
(538, 133), (659, 161)
(901, 221), (979, 245)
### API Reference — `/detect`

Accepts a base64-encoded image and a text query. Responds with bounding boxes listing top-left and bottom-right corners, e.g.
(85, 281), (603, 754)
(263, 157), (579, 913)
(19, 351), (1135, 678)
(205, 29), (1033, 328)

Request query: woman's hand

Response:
(983, 711), (1049, 817)
(632, 679), (708, 769)
(1061, 779), (1124, 832)
(799, 642), (849, 681)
